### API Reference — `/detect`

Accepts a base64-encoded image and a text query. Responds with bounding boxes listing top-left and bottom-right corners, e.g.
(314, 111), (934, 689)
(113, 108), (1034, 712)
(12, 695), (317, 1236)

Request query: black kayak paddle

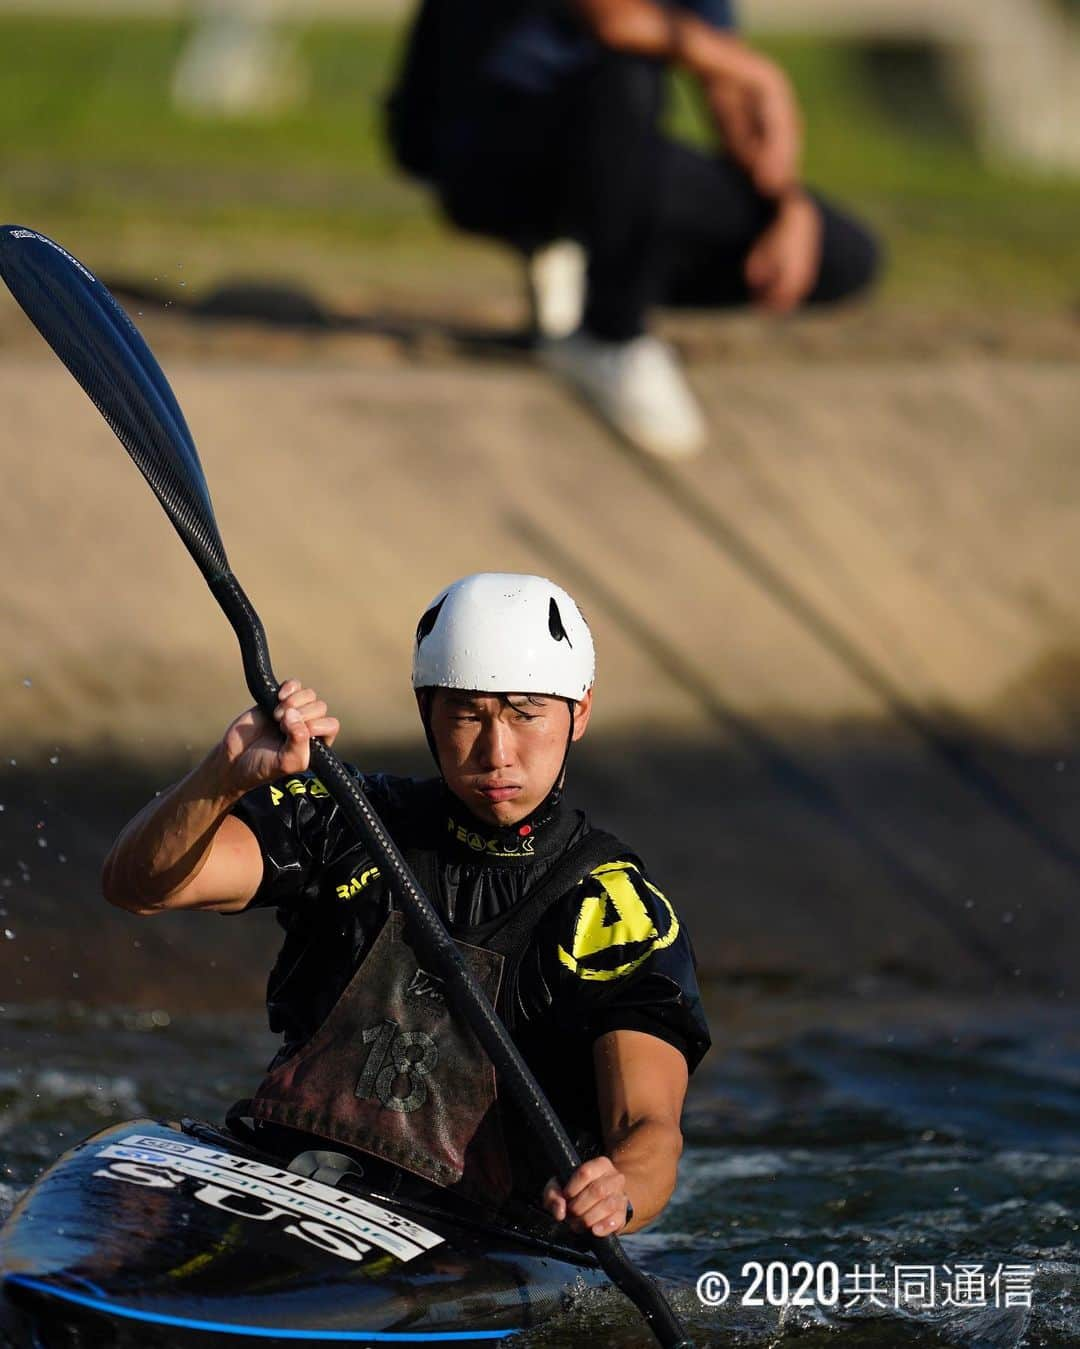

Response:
(0, 225), (696, 1349)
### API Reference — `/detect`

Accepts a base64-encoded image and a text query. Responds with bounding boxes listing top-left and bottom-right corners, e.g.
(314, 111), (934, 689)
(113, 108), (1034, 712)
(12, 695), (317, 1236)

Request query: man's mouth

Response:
(477, 783), (521, 803)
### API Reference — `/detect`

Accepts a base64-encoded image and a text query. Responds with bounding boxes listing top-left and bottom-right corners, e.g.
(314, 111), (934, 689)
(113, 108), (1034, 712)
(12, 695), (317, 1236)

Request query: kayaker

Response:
(102, 573), (711, 1238)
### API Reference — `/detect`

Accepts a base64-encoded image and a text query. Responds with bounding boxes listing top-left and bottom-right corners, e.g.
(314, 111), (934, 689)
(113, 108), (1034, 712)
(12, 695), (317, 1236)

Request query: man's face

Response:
(427, 689), (592, 826)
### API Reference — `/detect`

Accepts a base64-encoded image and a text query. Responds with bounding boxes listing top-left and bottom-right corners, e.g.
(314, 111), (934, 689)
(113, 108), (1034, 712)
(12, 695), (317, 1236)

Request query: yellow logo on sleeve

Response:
(335, 867), (381, 901)
(557, 861), (679, 981)
(269, 777), (329, 806)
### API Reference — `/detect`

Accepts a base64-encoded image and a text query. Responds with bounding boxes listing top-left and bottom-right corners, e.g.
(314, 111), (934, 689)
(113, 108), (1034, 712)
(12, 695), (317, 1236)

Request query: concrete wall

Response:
(2, 342), (1078, 999)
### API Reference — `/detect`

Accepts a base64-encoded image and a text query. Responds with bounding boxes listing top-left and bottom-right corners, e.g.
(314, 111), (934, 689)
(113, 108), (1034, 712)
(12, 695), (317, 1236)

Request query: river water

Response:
(1, 989), (1076, 1347)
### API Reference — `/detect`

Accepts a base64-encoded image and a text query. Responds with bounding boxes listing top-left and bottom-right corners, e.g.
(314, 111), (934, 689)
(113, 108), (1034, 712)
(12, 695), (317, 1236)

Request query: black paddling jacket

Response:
(232, 770), (711, 1182)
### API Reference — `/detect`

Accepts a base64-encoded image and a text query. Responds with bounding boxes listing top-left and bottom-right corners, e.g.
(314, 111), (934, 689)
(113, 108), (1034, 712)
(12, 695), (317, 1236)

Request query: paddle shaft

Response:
(210, 572), (695, 1349)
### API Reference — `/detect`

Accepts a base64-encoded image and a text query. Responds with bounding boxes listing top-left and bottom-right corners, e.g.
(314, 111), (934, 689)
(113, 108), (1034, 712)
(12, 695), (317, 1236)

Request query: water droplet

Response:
(71, 971), (79, 979)
(1002, 911), (1014, 924)
(8, 759), (15, 767)
(963, 898), (975, 909)
(150, 1009), (171, 1027)
(37, 837), (47, 849)
(1055, 760), (1066, 772)
(3, 929), (14, 940)
(58, 853), (67, 864)
(22, 677), (31, 688)
(0, 804), (5, 812)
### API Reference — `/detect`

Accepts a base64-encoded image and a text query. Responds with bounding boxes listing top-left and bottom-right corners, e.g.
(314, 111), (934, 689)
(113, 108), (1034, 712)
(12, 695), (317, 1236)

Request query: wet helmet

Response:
(412, 573), (594, 698)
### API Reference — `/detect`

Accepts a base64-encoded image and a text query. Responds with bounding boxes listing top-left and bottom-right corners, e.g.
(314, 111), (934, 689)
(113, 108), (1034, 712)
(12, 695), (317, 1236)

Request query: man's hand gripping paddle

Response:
(0, 226), (696, 1349)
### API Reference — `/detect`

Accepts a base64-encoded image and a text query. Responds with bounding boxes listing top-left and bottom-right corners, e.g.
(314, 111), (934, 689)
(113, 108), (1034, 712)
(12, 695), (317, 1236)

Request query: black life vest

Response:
(237, 828), (628, 1207)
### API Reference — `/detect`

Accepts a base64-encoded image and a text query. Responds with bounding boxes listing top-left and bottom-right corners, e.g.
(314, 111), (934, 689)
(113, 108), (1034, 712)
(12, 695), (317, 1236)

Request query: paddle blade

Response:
(0, 225), (228, 579)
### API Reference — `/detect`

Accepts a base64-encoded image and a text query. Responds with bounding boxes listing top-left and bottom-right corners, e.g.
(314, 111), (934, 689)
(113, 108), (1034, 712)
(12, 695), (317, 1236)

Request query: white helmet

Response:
(412, 573), (595, 700)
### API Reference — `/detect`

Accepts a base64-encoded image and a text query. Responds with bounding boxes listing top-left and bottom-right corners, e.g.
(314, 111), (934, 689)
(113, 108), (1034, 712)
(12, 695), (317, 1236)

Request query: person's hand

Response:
(543, 1157), (632, 1237)
(702, 46), (802, 198)
(219, 680), (340, 795)
(744, 189), (823, 312)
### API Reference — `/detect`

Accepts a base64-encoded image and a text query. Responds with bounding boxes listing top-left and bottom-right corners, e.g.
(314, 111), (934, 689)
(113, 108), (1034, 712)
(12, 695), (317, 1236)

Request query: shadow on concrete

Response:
(2, 727), (1076, 1013)
(103, 275), (535, 362)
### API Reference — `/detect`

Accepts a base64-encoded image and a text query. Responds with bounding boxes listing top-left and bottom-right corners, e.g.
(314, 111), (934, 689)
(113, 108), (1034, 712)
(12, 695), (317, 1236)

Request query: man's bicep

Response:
(159, 814), (264, 914)
(592, 1029), (689, 1138)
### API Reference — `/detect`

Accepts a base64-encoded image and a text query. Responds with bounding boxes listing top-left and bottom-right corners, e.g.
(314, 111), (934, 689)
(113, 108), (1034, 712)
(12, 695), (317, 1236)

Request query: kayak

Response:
(0, 1118), (609, 1347)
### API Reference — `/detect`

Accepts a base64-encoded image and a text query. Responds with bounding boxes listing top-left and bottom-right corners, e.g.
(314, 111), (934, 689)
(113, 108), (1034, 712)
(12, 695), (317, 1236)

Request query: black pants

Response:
(436, 51), (881, 341)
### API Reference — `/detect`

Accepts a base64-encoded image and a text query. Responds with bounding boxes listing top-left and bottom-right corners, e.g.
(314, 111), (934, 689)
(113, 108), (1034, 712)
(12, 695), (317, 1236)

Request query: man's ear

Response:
(571, 688), (593, 742)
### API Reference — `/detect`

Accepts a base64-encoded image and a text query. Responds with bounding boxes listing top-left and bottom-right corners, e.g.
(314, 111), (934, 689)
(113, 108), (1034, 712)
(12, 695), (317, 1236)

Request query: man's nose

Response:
(477, 718), (514, 768)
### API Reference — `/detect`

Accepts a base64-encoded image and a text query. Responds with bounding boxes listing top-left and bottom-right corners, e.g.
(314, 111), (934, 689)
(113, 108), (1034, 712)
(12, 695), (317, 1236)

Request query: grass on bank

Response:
(2, 15), (1079, 309)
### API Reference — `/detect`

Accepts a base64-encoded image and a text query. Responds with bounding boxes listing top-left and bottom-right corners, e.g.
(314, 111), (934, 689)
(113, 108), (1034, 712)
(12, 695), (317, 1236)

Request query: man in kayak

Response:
(103, 573), (711, 1237)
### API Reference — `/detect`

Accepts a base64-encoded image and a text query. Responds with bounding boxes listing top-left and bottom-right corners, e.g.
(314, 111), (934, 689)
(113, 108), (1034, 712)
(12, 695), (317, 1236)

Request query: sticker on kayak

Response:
(92, 1136), (445, 1264)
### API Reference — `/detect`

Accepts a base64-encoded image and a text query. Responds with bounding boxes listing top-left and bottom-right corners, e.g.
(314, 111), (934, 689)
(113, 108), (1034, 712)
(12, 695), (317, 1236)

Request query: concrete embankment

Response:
(2, 330), (1079, 1004)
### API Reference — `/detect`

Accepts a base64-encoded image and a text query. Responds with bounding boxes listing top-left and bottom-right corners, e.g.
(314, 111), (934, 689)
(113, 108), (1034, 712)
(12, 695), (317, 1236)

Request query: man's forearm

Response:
(102, 746), (244, 913)
(608, 1117), (683, 1232)
(572, 0), (751, 83)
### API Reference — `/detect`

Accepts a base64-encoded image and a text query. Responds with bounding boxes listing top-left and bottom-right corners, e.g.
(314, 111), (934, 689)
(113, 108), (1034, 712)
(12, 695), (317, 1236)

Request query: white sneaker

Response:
(526, 240), (586, 340)
(541, 331), (707, 459)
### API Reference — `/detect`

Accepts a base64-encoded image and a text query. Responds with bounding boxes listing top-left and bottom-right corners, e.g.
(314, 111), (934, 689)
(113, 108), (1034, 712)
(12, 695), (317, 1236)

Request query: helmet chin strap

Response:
(542, 697), (577, 811)
(417, 689), (441, 774)
(416, 691), (577, 828)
